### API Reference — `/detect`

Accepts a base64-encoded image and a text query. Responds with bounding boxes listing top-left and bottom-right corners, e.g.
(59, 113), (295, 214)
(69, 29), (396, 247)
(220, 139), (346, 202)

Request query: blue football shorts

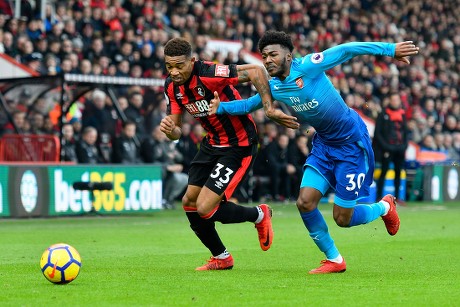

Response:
(301, 133), (375, 208)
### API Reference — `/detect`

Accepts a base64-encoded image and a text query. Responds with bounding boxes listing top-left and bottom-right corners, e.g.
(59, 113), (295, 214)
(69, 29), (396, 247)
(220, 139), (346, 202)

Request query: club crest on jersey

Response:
(215, 64), (230, 77)
(311, 52), (324, 64)
(295, 77), (304, 88)
(194, 85), (206, 97)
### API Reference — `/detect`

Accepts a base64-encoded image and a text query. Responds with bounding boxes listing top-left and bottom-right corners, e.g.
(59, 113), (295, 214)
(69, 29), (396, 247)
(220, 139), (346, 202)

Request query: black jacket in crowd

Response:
(373, 107), (409, 162)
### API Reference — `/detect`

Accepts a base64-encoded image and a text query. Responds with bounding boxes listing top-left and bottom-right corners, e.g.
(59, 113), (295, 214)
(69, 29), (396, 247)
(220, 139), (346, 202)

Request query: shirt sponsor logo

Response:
(295, 77), (304, 88)
(184, 100), (210, 118)
(311, 52), (324, 64)
(215, 64), (230, 77)
(291, 98), (319, 112)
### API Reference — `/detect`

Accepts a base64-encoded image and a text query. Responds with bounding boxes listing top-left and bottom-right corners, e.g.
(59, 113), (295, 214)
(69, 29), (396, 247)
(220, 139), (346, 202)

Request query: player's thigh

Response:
(333, 141), (373, 203)
(203, 145), (255, 199)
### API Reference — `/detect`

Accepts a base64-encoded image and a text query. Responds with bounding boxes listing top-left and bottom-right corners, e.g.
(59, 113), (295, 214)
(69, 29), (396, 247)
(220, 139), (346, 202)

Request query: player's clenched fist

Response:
(160, 116), (181, 140)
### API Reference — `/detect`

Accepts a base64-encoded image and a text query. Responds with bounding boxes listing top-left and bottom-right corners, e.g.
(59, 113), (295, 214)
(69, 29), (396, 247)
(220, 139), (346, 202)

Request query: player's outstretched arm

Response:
(394, 41), (419, 64)
(304, 41), (419, 78)
(209, 91), (263, 115)
(210, 91), (299, 129)
(235, 64), (299, 129)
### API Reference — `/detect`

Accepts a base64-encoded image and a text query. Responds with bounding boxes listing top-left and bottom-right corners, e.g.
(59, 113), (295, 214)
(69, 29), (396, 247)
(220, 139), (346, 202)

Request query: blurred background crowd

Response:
(1, 0), (460, 202)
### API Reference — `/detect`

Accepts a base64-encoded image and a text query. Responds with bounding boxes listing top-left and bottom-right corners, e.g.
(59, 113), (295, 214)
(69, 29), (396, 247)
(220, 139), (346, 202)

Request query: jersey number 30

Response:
(345, 173), (365, 192)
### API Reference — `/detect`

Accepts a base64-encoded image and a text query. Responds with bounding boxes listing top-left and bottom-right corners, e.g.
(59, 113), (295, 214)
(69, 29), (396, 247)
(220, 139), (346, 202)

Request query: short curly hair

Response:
(258, 30), (294, 53)
(164, 38), (192, 57)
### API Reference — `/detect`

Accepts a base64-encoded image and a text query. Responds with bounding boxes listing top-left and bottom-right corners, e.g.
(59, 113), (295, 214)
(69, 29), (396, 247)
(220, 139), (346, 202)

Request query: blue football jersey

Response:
(217, 42), (395, 144)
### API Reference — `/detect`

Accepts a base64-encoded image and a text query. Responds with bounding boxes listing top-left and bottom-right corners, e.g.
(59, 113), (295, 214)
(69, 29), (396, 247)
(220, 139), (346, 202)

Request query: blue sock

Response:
(348, 202), (386, 227)
(300, 208), (339, 260)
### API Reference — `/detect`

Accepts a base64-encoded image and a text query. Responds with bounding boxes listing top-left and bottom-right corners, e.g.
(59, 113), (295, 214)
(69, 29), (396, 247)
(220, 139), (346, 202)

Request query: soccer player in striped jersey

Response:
(160, 37), (299, 271)
(210, 31), (419, 274)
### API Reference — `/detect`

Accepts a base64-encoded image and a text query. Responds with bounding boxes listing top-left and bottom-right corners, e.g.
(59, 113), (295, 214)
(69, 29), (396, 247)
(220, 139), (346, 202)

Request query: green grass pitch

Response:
(0, 201), (459, 306)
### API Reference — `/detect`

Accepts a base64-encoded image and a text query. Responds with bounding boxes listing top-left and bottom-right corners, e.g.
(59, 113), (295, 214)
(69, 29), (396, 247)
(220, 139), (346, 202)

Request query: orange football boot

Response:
(381, 194), (400, 236)
(255, 204), (273, 251)
(195, 255), (234, 271)
(309, 259), (347, 274)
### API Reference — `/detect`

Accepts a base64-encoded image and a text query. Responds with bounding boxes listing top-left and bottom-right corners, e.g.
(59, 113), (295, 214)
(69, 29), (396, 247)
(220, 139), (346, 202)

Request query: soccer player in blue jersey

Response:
(210, 30), (419, 274)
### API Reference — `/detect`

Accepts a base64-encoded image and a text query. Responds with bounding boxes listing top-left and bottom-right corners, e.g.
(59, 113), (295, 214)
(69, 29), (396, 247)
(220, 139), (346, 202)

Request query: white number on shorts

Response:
(210, 163), (234, 184)
(345, 173), (366, 191)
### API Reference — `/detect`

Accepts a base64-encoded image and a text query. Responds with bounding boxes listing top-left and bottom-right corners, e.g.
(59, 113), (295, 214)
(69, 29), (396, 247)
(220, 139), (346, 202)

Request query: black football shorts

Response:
(188, 140), (257, 199)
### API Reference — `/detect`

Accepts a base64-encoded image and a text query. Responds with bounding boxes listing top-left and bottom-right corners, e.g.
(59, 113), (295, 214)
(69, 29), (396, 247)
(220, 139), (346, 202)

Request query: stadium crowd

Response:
(1, 0), (460, 202)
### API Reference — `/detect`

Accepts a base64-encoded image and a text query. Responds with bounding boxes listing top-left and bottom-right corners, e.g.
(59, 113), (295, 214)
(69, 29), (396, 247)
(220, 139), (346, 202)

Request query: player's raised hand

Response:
(394, 41), (419, 64)
(209, 91), (220, 116)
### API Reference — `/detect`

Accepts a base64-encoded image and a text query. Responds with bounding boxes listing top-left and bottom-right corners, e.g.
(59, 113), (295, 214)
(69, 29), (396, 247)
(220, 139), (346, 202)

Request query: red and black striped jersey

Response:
(164, 61), (258, 147)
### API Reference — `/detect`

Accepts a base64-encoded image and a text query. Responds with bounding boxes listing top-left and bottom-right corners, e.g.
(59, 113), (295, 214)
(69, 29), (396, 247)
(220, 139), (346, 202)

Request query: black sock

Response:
(209, 201), (259, 224)
(186, 211), (226, 256)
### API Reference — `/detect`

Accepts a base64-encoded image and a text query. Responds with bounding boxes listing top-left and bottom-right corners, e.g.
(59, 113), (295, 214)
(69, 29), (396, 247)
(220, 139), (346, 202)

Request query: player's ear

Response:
(286, 52), (292, 62)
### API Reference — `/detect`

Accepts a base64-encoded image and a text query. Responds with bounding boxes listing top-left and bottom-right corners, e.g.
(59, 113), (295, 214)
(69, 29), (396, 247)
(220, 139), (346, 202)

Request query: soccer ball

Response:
(40, 243), (82, 284)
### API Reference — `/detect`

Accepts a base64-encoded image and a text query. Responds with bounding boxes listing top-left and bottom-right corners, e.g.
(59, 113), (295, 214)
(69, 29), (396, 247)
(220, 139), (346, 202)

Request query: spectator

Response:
(434, 133), (446, 151)
(70, 118), (82, 141)
(141, 126), (188, 209)
(111, 121), (141, 164)
(374, 93), (409, 200)
(419, 134), (438, 151)
(124, 91), (146, 140)
(60, 123), (78, 162)
(81, 89), (117, 137)
(264, 133), (297, 201)
(28, 112), (46, 134)
(146, 95), (167, 134)
(1, 110), (27, 135)
(23, 52), (44, 73)
(75, 126), (103, 163)
(83, 36), (107, 62)
(443, 133), (460, 161)
(2, 31), (17, 57)
(452, 132), (460, 159)
(176, 122), (203, 173)
(288, 134), (310, 199)
(98, 132), (112, 163)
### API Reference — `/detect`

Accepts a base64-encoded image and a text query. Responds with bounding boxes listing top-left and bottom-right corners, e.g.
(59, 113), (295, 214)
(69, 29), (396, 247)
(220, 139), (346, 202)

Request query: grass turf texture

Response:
(1, 202), (459, 306)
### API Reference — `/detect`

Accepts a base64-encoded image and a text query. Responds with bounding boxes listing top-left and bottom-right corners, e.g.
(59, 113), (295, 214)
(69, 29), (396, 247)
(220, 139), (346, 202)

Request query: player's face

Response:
(165, 55), (195, 85)
(261, 44), (292, 78)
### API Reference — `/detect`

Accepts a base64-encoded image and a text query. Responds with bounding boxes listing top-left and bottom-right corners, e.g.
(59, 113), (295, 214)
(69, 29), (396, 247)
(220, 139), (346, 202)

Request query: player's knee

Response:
(296, 195), (317, 212)
(333, 212), (351, 227)
(196, 206), (208, 217)
(182, 194), (194, 207)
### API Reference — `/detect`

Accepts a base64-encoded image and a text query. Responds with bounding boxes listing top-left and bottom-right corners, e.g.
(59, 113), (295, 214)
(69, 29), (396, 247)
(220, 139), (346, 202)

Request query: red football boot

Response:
(381, 194), (400, 236)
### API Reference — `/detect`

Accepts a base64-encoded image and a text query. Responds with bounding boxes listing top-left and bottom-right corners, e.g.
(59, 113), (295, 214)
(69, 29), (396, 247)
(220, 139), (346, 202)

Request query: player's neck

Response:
(278, 66), (291, 81)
